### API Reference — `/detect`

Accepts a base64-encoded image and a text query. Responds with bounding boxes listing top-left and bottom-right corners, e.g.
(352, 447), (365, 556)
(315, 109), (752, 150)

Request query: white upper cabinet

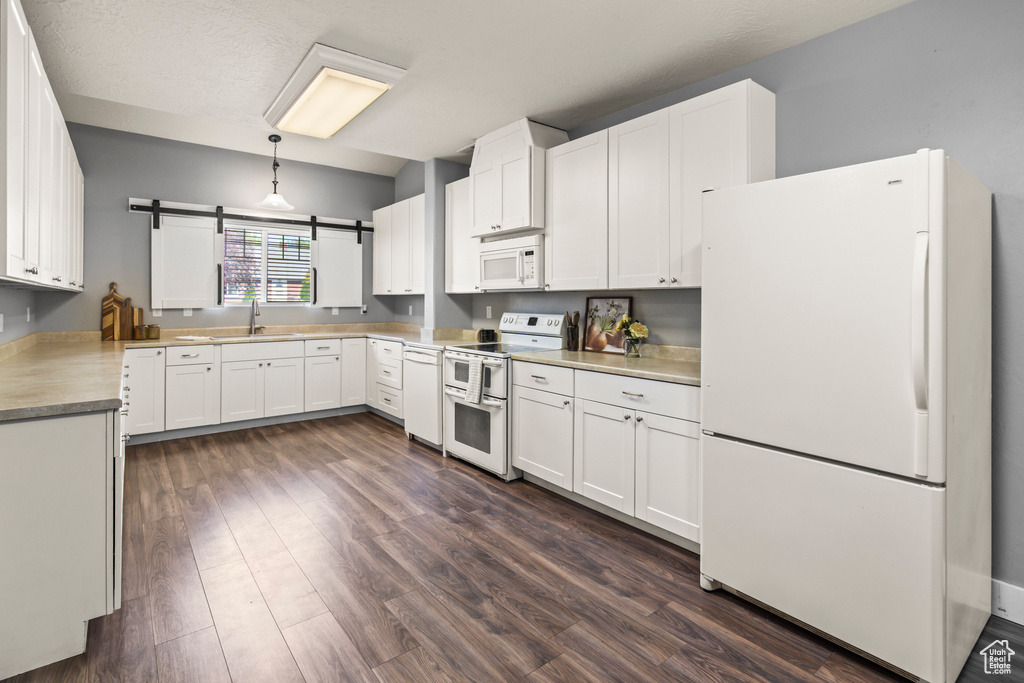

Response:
(544, 130), (609, 291)
(1, 0), (83, 291)
(371, 204), (392, 294)
(313, 228), (362, 307)
(445, 176), (476, 293)
(469, 118), (568, 238)
(372, 193), (424, 295)
(151, 214), (221, 309)
(608, 109), (671, 290)
(668, 79), (776, 287)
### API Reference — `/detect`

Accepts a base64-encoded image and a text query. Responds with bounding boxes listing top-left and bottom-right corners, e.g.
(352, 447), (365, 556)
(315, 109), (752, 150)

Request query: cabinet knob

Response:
(52, 276), (62, 282)
(624, 414), (631, 420)
(124, 386), (131, 392)
(267, 362), (271, 366)
(156, 351), (162, 355)
(474, 286), (480, 290)
(563, 400), (570, 406)
(658, 277), (666, 283)
(25, 266), (38, 274)
(206, 366), (211, 371)
(636, 416), (644, 423)
(671, 277), (678, 283)
(544, 284), (550, 290)
(336, 356), (340, 361)
(259, 362), (263, 367)
(70, 281), (77, 286)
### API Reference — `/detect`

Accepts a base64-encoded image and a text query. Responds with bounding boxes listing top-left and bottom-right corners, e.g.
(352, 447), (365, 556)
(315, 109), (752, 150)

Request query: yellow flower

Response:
(615, 315), (630, 332)
(628, 322), (649, 339)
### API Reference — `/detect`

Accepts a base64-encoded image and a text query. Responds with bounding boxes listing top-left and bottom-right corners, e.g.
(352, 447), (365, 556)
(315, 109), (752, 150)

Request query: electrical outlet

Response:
(408, 305), (413, 315)
(486, 305), (492, 318)
(361, 304), (367, 315)
(331, 307), (338, 315)
(183, 308), (193, 317)
(26, 307), (30, 322)
(152, 308), (162, 317)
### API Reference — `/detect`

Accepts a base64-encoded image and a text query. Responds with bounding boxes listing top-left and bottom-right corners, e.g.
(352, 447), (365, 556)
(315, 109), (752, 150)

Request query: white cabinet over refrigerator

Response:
(700, 149), (992, 683)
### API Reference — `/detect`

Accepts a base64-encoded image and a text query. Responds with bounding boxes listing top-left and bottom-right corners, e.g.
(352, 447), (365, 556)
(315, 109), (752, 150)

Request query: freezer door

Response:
(702, 151), (941, 481)
(701, 436), (945, 681)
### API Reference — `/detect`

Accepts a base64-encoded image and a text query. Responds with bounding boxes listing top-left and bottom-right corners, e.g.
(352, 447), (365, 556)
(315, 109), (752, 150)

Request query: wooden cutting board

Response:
(120, 298), (136, 341)
(101, 283), (124, 341)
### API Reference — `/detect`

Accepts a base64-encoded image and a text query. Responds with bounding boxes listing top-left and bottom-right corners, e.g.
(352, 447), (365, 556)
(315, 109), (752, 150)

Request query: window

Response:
(223, 225), (311, 304)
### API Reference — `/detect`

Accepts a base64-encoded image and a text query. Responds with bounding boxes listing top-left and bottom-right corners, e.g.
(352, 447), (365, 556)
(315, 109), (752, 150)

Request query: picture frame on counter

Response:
(584, 296), (632, 354)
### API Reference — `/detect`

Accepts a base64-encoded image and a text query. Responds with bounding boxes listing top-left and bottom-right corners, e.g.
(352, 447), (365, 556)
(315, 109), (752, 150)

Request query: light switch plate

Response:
(0, 313), (4, 332)
(183, 308), (193, 317)
(26, 307), (30, 322)
(152, 308), (162, 317)
(332, 307), (338, 315)
(486, 305), (492, 318)
(408, 305), (413, 315)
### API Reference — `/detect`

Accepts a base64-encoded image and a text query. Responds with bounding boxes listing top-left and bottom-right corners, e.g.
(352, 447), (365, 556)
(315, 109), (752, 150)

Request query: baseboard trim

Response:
(129, 406), (375, 444)
(992, 579), (1024, 626)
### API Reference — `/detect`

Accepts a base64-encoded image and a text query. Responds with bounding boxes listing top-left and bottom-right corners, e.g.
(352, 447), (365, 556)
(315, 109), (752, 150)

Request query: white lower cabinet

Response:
(165, 363), (219, 430)
(635, 411), (701, 542)
(122, 348), (165, 435)
(512, 385), (574, 488)
(305, 354), (341, 411)
(264, 357), (304, 417)
(341, 338), (367, 406)
(221, 360), (265, 423)
(573, 398), (636, 515)
(365, 338), (404, 418)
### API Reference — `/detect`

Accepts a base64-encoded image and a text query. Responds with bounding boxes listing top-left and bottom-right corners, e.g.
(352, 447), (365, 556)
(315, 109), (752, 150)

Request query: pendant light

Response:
(256, 134), (295, 211)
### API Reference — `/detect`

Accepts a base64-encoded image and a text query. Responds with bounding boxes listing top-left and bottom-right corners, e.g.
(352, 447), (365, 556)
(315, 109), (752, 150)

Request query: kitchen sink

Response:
(209, 333), (305, 340)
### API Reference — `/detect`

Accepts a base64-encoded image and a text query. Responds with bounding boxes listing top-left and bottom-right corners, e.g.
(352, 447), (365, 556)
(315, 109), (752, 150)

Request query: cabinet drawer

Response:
(374, 339), (404, 360)
(512, 361), (574, 396)
(304, 339), (341, 357)
(376, 385), (403, 418)
(377, 355), (403, 390)
(575, 370), (699, 422)
(221, 340), (304, 362)
(165, 345), (216, 366)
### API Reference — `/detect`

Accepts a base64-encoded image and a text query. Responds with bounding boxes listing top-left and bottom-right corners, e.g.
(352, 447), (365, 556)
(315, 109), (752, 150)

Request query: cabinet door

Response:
(314, 229), (361, 307)
(573, 399), (635, 514)
(408, 193), (425, 294)
(371, 205), (392, 294)
(166, 363), (219, 430)
(48, 127), (68, 288)
(23, 39), (49, 282)
(304, 355), (341, 412)
(445, 177), (477, 293)
(221, 360), (264, 423)
(265, 357), (304, 417)
(341, 337), (367, 406)
(365, 339), (379, 408)
(608, 109), (670, 289)
(4, 0), (29, 280)
(123, 348), (165, 435)
(668, 81), (775, 287)
(498, 147), (531, 231)
(512, 385), (573, 488)
(391, 198), (411, 294)
(151, 215), (220, 309)
(471, 157), (501, 234)
(635, 412), (701, 542)
(545, 132), (608, 291)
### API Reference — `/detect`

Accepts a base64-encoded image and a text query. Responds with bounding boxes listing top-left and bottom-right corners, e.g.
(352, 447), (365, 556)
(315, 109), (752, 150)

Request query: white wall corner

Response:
(992, 579), (1024, 626)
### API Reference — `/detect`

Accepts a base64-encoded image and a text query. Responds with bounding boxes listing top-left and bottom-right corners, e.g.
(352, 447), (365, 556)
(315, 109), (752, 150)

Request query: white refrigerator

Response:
(700, 149), (991, 683)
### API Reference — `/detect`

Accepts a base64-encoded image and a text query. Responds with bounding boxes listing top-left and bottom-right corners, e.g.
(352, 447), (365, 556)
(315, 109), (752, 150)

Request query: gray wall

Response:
(481, 0), (1024, 588)
(394, 160), (426, 202)
(0, 288), (34, 344)
(32, 124), (396, 332)
(425, 159), (472, 331)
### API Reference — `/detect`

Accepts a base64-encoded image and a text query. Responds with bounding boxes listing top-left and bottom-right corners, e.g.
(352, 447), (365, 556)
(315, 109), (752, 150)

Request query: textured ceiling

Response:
(22, 0), (912, 176)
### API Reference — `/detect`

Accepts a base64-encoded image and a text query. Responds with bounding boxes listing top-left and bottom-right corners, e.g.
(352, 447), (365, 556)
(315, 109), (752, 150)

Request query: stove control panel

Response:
(499, 313), (566, 337)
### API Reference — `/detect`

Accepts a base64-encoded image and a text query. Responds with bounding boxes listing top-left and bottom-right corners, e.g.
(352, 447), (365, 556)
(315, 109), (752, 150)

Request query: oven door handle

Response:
(444, 386), (502, 409)
(444, 386), (467, 399)
(480, 398), (503, 408)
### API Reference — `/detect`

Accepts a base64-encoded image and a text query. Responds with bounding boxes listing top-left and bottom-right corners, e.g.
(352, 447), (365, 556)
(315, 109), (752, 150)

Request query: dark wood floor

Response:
(4, 412), (1016, 682)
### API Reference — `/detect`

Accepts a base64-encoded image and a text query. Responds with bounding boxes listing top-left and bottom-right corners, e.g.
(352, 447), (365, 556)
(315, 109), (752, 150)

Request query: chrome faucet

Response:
(249, 299), (263, 334)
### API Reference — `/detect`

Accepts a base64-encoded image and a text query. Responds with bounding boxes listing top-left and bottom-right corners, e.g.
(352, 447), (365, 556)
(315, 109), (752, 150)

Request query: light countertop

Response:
(510, 349), (701, 386)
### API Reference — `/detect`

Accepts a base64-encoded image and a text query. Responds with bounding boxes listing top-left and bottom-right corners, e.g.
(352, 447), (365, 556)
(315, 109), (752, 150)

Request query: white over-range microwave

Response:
(478, 234), (543, 291)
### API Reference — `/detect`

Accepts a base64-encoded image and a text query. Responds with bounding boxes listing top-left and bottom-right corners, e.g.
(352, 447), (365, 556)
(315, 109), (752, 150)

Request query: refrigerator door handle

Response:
(912, 231), (929, 477)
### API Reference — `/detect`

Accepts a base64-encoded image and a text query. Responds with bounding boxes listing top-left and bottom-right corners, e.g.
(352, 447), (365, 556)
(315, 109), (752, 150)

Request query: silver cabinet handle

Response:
(124, 386), (131, 392)
(259, 362), (263, 367)
(52, 276), (62, 282)
(25, 266), (38, 274)
(671, 277), (678, 283)
(531, 375), (547, 381)
(181, 353), (200, 358)
(267, 362), (271, 366)
(156, 351), (162, 355)
(636, 416), (644, 423)
(622, 391), (644, 398)
(624, 414), (631, 420)
(70, 281), (77, 286)
(658, 277), (666, 283)
(383, 347), (392, 352)
(123, 434), (131, 442)
(317, 346), (330, 350)
(382, 369), (392, 375)
(563, 400), (570, 406)
(336, 356), (340, 361)
(206, 366), (211, 371)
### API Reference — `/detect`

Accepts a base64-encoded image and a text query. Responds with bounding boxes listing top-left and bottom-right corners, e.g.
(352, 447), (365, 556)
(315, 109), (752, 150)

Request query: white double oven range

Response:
(442, 313), (565, 480)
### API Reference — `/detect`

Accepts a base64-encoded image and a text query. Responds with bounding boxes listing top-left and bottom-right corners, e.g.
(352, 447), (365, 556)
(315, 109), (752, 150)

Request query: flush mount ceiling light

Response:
(264, 43), (406, 139)
(256, 134), (295, 211)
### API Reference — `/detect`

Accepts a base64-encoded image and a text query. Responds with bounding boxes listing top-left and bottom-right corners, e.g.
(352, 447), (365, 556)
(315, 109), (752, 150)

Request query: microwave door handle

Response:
(516, 251), (523, 282)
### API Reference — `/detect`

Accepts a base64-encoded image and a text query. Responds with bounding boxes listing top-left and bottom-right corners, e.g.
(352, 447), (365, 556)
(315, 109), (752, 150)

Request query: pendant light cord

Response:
(271, 140), (280, 194)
